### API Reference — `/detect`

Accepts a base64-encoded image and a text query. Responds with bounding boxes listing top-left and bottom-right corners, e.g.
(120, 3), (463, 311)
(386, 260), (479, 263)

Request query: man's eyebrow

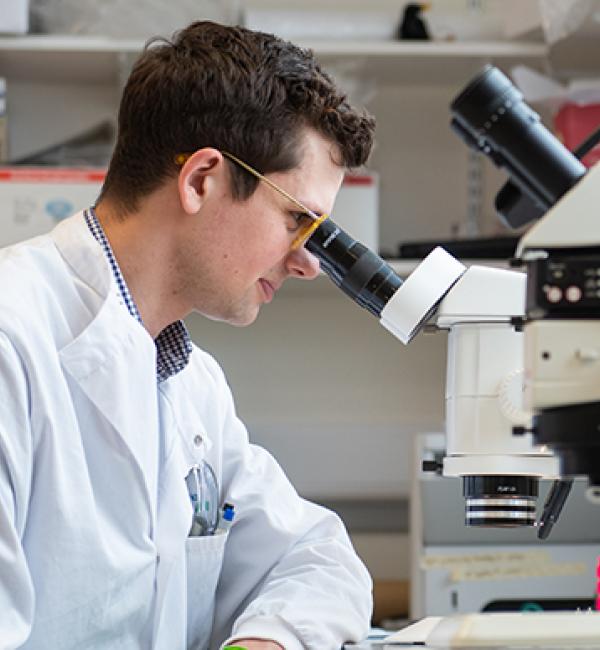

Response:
(286, 200), (323, 217)
(270, 190), (321, 219)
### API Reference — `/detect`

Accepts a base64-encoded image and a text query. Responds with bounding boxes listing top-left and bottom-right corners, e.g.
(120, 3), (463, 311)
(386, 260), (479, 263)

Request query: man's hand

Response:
(225, 639), (284, 650)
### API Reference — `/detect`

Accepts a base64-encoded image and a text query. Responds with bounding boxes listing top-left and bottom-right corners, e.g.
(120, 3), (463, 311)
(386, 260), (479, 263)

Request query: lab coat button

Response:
(193, 434), (203, 447)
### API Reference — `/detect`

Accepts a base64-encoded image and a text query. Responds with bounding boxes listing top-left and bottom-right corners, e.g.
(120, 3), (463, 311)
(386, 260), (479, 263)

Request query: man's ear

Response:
(178, 148), (224, 214)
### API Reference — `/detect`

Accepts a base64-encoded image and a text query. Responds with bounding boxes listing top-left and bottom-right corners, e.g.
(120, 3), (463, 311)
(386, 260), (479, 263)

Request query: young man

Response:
(0, 21), (376, 650)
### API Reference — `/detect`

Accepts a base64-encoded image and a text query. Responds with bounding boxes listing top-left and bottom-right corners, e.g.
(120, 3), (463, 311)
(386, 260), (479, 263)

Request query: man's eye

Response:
(288, 212), (311, 231)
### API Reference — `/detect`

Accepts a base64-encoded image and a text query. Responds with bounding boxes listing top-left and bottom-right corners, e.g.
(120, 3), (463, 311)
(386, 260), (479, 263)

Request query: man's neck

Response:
(94, 194), (188, 338)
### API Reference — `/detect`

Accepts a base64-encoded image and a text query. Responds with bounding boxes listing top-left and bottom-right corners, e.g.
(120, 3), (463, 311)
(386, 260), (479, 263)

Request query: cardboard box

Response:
(1, 0), (29, 34)
(0, 167), (104, 247)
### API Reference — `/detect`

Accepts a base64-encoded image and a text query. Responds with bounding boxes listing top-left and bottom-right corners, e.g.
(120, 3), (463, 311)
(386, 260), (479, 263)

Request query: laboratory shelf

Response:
(303, 40), (548, 85)
(0, 35), (549, 85)
(0, 35), (144, 84)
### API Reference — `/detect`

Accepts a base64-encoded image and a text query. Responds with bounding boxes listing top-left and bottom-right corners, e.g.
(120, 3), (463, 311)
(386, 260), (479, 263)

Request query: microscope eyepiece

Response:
(451, 66), (586, 228)
(305, 218), (403, 318)
(451, 64), (521, 139)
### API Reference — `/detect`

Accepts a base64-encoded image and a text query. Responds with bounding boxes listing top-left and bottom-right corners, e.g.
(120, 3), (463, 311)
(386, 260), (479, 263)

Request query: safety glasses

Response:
(175, 150), (329, 250)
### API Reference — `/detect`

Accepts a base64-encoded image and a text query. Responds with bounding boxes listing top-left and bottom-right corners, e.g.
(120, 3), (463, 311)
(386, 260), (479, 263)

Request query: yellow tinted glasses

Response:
(175, 150), (329, 250)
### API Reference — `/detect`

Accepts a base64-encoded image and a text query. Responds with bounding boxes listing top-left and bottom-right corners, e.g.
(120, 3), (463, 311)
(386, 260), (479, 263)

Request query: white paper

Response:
(512, 65), (600, 110)
(372, 617), (442, 645)
(539, 0), (594, 44)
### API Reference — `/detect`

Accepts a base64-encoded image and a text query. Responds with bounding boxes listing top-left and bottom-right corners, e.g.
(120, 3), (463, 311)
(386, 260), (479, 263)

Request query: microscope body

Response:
(417, 259), (558, 526)
(378, 243), (560, 525)
(427, 161), (600, 527)
(436, 266), (557, 482)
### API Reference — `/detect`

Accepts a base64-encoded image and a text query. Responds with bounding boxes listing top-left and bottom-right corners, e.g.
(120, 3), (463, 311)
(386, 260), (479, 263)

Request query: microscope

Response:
(304, 65), (600, 646)
(450, 65), (600, 495)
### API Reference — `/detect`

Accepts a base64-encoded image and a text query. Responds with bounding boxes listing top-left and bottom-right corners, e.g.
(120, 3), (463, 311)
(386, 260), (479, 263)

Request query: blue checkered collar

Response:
(84, 207), (192, 383)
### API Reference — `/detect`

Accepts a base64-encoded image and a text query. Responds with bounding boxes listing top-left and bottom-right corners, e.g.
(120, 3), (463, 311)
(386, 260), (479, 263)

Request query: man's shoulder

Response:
(186, 343), (227, 385)
(0, 232), (60, 307)
(171, 342), (234, 400)
(0, 212), (87, 275)
(164, 344), (235, 435)
(0, 237), (63, 358)
(0, 215), (103, 338)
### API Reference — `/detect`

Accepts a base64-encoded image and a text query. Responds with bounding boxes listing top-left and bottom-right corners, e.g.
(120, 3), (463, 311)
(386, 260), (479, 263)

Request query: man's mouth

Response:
(258, 278), (276, 303)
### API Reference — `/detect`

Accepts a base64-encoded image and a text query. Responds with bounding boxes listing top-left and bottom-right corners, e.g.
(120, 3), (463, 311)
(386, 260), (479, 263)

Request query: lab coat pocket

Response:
(186, 529), (228, 649)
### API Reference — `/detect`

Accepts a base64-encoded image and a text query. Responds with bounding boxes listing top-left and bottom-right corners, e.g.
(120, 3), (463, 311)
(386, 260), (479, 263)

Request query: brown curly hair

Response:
(99, 21), (376, 212)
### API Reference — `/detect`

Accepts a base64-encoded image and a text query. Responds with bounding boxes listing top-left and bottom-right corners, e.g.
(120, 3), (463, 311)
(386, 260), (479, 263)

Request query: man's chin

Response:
(217, 306), (260, 328)
(193, 301), (260, 327)
(230, 307), (260, 327)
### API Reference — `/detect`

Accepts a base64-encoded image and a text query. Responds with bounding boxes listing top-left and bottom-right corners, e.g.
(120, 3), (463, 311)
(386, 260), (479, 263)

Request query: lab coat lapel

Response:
(52, 214), (193, 648)
(52, 214), (160, 515)
(152, 385), (199, 649)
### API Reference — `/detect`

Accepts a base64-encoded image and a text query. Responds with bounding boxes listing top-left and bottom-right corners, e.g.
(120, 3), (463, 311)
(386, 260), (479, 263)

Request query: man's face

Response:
(180, 129), (345, 326)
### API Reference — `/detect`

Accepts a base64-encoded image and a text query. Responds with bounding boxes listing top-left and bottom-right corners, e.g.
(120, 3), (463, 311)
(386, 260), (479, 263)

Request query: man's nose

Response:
(284, 246), (320, 279)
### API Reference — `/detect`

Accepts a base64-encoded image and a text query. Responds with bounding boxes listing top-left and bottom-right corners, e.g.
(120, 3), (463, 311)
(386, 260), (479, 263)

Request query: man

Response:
(0, 21), (376, 650)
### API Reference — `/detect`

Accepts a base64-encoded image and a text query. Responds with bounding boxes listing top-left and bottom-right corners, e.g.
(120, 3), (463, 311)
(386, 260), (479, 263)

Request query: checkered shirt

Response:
(84, 207), (192, 383)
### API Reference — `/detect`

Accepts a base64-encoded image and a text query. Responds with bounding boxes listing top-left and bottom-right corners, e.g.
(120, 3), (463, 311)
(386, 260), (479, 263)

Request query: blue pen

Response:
(216, 503), (235, 534)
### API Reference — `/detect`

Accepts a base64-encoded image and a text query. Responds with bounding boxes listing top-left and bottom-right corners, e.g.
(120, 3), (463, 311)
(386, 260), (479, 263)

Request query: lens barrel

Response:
(306, 218), (402, 317)
(463, 475), (538, 527)
(451, 66), (585, 212)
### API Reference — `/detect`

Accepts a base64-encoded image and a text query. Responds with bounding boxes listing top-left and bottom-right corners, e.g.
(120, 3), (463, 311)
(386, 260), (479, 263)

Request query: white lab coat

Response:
(0, 213), (372, 650)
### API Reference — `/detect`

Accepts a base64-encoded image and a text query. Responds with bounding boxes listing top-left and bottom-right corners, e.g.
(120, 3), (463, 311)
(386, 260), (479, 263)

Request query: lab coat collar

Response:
(51, 211), (113, 301)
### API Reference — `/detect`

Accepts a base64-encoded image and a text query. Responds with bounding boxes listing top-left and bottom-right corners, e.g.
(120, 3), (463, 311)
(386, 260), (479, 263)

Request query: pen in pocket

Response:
(215, 502), (235, 534)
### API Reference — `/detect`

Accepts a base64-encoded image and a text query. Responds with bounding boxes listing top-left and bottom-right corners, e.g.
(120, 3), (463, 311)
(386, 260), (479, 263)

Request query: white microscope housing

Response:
(381, 248), (558, 527)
